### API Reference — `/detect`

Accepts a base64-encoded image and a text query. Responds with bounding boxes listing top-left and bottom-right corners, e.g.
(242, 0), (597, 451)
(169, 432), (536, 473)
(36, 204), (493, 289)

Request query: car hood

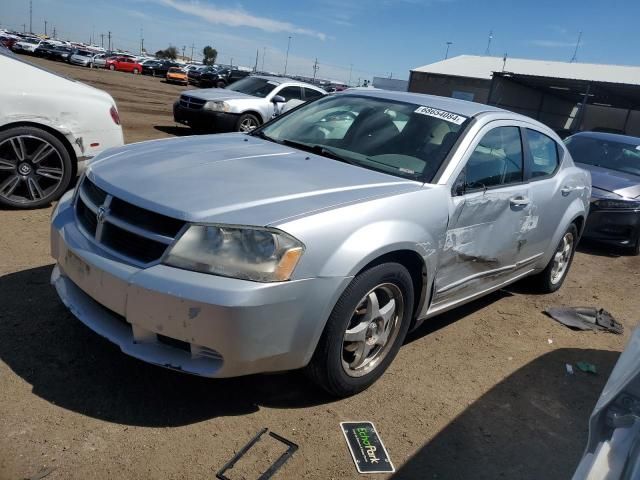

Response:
(87, 133), (422, 226)
(181, 89), (259, 102)
(576, 163), (640, 199)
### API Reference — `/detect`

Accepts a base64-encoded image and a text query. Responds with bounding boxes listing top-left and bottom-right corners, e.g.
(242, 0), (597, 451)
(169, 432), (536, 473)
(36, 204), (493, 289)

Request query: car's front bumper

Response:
(582, 206), (640, 248)
(173, 102), (239, 131)
(50, 191), (349, 378)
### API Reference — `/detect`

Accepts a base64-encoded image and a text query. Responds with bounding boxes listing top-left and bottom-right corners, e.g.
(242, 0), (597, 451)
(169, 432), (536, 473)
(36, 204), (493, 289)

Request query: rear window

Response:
(168, 67), (182, 73)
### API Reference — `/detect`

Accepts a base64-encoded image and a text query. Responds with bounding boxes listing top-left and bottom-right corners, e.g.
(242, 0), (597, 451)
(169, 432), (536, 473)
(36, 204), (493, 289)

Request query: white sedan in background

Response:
(0, 49), (124, 209)
(69, 49), (96, 67)
(90, 53), (109, 68)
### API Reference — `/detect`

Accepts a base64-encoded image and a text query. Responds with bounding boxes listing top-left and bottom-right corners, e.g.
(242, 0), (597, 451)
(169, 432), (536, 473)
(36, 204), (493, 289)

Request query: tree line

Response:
(154, 45), (218, 65)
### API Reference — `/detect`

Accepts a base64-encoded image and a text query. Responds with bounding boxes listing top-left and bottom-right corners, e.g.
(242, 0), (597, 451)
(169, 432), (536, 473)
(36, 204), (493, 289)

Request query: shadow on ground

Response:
(0, 266), (334, 427)
(153, 125), (193, 136)
(392, 347), (619, 480)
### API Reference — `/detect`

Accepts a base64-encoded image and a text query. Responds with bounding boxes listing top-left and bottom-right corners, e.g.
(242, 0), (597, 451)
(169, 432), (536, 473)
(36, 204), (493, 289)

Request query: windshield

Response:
(168, 67), (182, 73)
(226, 77), (278, 97)
(257, 94), (469, 182)
(76, 50), (92, 56)
(565, 135), (640, 176)
(24, 38), (39, 44)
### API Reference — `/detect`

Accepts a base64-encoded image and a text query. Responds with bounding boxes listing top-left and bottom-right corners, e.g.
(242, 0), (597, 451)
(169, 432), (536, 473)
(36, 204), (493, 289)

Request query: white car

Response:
(12, 37), (41, 53)
(69, 49), (95, 67)
(0, 49), (124, 209)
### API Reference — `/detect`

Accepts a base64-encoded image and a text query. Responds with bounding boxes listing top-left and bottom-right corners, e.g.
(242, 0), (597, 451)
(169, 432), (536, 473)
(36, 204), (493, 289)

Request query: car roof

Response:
(252, 75), (324, 89)
(339, 89), (508, 117)
(570, 131), (640, 145)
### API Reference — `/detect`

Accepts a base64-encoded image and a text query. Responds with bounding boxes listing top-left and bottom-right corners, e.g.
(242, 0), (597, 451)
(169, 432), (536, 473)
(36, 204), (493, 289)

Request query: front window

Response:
(565, 135), (640, 176)
(227, 77), (279, 98)
(256, 94), (469, 181)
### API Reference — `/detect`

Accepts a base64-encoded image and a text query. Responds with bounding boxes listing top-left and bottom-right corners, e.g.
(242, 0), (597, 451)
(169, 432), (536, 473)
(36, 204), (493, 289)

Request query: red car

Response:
(105, 56), (142, 74)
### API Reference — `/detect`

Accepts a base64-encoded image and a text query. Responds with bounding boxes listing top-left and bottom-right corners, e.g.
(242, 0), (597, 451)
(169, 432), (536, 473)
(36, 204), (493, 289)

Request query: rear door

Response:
(431, 123), (534, 310)
(519, 127), (576, 259)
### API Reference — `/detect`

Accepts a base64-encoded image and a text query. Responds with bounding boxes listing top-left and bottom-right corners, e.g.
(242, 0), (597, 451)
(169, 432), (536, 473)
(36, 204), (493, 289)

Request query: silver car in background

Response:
(173, 75), (326, 132)
(69, 49), (96, 67)
(51, 91), (590, 396)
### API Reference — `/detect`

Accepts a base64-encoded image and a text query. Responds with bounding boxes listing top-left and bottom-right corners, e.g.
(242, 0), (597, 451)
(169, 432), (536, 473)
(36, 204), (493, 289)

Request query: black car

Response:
(565, 131), (640, 254)
(187, 66), (216, 85)
(33, 41), (59, 58)
(50, 45), (74, 62)
(142, 60), (180, 77)
(199, 68), (251, 88)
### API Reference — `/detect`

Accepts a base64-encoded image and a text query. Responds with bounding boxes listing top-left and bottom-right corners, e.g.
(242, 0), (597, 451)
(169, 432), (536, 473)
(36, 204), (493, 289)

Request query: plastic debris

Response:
(566, 364), (574, 375)
(544, 307), (623, 334)
(548, 338), (554, 344)
(576, 361), (597, 375)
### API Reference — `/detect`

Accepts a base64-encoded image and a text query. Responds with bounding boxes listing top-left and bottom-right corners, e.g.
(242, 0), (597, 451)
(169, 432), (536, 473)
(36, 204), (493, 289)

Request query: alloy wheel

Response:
(0, 135), (65, 205)
(550, 232), (574, 284)
(342, 283), (404, 377)
(239, 118), (258, 132)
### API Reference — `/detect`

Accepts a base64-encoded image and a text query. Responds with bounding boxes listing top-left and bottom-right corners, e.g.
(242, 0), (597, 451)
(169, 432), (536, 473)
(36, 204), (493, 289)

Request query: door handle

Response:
(510, 196), (530, 207)
(561, 186), (574, 196)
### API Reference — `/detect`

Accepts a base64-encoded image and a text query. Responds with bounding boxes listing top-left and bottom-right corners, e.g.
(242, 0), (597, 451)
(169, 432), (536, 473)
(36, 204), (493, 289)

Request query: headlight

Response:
(203, 101), (230, 112)
(163, 225), (305, 282)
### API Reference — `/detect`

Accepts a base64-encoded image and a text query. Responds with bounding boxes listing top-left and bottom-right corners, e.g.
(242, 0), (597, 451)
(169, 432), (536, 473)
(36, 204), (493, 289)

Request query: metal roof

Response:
(412, 55), (640, 86)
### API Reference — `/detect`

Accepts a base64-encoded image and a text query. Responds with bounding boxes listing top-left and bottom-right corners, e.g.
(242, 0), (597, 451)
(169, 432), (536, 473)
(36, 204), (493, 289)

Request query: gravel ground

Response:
(1, 55), (639, 480)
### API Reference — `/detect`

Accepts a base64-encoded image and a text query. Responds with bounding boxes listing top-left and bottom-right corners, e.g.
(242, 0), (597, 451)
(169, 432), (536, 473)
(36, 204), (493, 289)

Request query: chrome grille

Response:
(179, 95), (206, 110)
(74, 178), (186, 265)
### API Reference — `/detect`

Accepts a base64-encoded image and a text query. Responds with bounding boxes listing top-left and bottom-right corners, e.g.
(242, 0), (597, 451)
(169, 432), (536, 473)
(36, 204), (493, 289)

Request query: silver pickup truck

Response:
(173, 75), (326, 132)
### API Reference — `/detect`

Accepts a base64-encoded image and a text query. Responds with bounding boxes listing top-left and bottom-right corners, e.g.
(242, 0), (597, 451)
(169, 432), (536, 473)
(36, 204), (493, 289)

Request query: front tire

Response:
(0, 126), (73, 209)
(236, 113), (260, 133)
(133, 68), (139, 74)
(530, 224), (578, 293)
(216, 80), (226, 89)
(109, 64), (115, 71)
(306, 263), (414, 397)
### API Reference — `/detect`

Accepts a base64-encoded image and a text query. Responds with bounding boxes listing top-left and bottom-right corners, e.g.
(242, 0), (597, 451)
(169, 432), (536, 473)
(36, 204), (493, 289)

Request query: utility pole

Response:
(44, 20), (47, 36)
(29, 0), (32, 33)
(22, 24), (26, 33)
(230, 57), (233, 67)
(445, 41), (453, 59)
(312, 57), (319, 83)
(348, 64), (353, 86)
(254, 49), (259, 72)
(570, 31), (582, 63)
(52, 26), (56, 38)
(100, 33), (105, 48)
(190, 42), (194, 62)
(140, 28), (143, 55)
(107, 31), (111, 51)
(485, 30), (493, 56)
(261, 47), (266, 71)
(284, 35), (291, 75)
(182, 45), (186, 60)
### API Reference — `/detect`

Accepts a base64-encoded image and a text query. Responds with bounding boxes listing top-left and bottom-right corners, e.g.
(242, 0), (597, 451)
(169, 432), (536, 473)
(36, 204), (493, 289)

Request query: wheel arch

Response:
(240, 110), (264, 124)
(353, 249), (429, 330)
(0, 121), (79, 176)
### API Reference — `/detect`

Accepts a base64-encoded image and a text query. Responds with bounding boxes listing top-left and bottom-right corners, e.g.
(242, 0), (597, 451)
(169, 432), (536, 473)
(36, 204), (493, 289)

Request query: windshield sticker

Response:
(414, 106), (467, 125)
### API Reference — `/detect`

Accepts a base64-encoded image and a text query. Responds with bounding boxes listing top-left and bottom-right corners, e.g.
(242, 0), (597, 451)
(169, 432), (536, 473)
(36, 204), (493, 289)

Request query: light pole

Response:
(262, 47), (266, 71)
(445, 41), (453, 60)
(284, 35), (291, 75)
(348, 63), (353, 87)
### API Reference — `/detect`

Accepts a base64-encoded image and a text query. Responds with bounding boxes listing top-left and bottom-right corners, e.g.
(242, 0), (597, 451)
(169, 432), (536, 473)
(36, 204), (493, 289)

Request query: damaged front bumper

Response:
(50, 191), (349, 378)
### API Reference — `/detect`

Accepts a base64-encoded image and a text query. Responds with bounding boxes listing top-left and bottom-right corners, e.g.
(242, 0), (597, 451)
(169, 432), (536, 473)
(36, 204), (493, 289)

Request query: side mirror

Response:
(271, 95), (286, 104)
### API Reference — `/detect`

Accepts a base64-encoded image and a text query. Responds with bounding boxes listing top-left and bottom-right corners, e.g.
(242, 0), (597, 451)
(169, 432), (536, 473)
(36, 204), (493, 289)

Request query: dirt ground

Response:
(1, 56), (639, 480)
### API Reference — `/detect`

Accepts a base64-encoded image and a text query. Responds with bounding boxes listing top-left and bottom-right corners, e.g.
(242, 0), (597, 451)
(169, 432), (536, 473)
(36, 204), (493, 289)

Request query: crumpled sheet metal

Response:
(544, 307), (624, 334)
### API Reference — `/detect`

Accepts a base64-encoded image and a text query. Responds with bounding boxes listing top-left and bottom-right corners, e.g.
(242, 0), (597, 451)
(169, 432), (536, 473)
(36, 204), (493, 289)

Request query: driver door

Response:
(431, 124), (534, 311)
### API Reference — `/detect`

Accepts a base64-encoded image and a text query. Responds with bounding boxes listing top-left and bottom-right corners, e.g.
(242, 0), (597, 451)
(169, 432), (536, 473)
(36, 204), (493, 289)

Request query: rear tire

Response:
(133, 68), (139, 74)
(109, 64), (115, 71)
(306, 263), (414, 397)
(216, 80), (226, 88)
(0, 126), (74, 209)
(529, 224), (578, 293)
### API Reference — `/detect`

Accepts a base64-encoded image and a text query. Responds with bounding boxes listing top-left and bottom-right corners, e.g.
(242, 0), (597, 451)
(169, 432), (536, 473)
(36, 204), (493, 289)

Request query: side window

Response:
(278, 86), (303, 102)
(304, 88), (324, 100)
(464, 126), (523, 190)
(526, 129), (560, 178)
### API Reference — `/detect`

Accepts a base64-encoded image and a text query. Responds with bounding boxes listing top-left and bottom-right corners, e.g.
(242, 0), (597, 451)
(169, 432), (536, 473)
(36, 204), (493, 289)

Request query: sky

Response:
(2, 0), (639, 84)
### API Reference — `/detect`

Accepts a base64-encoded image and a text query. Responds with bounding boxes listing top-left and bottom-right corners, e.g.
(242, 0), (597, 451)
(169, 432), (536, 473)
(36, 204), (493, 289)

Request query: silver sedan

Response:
(50, 90), (590, 396)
